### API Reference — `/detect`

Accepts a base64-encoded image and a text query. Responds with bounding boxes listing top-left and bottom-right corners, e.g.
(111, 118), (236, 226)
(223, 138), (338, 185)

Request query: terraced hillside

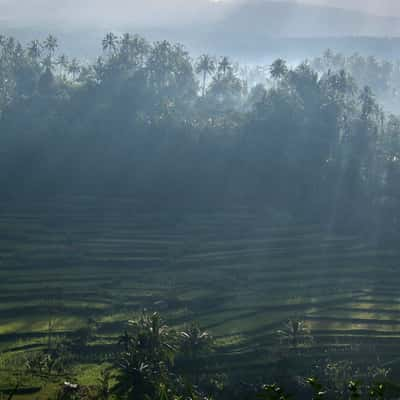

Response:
(0, 197), (399, 380)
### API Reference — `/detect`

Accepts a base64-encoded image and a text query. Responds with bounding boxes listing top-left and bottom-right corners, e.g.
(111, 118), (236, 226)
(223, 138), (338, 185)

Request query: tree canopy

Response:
(0, 34), (399, 240)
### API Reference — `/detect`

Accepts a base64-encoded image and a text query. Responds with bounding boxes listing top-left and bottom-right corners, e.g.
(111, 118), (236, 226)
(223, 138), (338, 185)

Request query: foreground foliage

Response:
(0, 313), (399, 400)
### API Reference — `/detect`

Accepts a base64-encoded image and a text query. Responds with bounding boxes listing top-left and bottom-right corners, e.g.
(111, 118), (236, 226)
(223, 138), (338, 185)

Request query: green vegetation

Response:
(0, 212), (399, 398)
(1, 310), (399, 399)
(1, 32), (400, 398)
(0, 32), (400, 239)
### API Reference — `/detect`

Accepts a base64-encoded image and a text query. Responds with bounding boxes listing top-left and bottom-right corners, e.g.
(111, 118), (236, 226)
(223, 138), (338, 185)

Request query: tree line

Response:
(0, 33), (400, 239)
(310, 50), (400, 108)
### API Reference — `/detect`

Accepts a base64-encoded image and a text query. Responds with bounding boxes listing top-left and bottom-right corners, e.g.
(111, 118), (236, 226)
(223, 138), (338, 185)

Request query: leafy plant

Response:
(114, 312), (178, 399)
(180, 323), (212, 360)
(258, 383), (291, 400)
(276, 319), (312, 349)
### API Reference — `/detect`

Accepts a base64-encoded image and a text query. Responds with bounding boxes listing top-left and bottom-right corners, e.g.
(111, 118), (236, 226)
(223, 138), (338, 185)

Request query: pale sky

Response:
(1, 0), (398, 58)
(303, 0), (400, 16)
(0, 0), (399, 27)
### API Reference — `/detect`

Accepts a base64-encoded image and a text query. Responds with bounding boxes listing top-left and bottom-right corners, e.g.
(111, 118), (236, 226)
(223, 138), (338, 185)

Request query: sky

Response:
(1, 0), (399, 61)
(0, 0), (217, 26)
(0, 0), (399, 43)
(303, 0), (400, 16)
(1, 0), (400, 26)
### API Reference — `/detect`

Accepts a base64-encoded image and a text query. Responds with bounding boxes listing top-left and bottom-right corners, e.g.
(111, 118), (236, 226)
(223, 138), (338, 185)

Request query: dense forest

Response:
(1, 33), (400, 240)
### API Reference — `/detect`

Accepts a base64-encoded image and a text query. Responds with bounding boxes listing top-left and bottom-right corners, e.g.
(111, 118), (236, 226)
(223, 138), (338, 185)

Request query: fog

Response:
(3, 0), (400, 396)
(2, 0), (400, 62)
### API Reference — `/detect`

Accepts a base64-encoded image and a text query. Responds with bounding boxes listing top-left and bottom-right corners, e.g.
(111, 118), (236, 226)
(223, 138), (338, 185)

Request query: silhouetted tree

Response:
(196, 54), (216, 97)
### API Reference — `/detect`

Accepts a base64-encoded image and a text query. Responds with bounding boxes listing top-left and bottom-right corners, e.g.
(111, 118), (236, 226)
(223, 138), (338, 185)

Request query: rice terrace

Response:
(1, 195), (400, 398)
(3, 3), (400, 396)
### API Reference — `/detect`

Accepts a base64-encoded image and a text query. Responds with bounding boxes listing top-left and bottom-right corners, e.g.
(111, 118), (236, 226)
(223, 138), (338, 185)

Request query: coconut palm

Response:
(42, 35), (58, 71)
(13, 43), (24, 63)
(270, 58), (288, 81)
(118, 33), (149, 68)
(360, 85), (377, 120)
(57, 54), (69, 78)
(126, 311), (175, 362)
(43, 35), (58, 59)
(118, 33), (132, 64)
(116, 312), (177, 399)
(27, 40), (42, 60)
(180, 323), (212, 359)
(196, 54), (215, 96)
(92, 56), (106, 82)
(68, 58), (81, 80)
(57, 54), (68, 68)
(102, 32), (118, 57)
(121, 32), (132, 47)
(218, 56), (231, 76)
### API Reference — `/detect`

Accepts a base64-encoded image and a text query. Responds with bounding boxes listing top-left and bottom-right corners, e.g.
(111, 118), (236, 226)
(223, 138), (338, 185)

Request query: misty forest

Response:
(2, 24), (400, 400)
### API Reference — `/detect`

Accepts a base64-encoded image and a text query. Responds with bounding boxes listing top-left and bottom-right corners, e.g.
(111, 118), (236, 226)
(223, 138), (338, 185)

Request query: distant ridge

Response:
(1, 0), (400, 60)
(1, 0), (400, 37)
(210, 0), (400, 37)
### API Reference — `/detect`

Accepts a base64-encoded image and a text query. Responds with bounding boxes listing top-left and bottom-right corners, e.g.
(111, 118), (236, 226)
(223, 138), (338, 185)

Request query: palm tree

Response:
(121, 32), (132, 46)
(218, 56), (231, 76)
(57, 54), (69, 78)
(120, 33), (132, 53)
(93, 56), (106, 82)
(180, 323), (212, 383)
(68, 58), (81, 80)
(127, 312), (174, 361)
(43, 35), (58, 71)
(360, 85), (377, 120)
(180, 323), (212, 359)
(118, 33), (132, 64)
(43, 35), (58, 59)
(27, 40), (42, 61)
(196, 54), (216, 97)
(102, 32), (118, 57)
(270, 58), (288, 81)
(118, 33), (149, 68)
(325, 69), (355, 101)
(13, 43), (24, 63)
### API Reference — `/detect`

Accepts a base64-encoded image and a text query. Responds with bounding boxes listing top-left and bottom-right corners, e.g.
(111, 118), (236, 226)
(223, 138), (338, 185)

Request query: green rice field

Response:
(1, 196), (399, 397)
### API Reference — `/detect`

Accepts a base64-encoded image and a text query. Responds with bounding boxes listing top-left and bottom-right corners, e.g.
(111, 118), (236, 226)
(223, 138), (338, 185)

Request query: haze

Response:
(2, 0), (400, 62)
(3, 0), (400, 396)
(1, 0), (400, 27)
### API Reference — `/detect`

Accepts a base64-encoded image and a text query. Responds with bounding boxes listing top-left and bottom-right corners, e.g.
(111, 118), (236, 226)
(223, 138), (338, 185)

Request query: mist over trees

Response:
(3, 28), (400, 400)
(310, 49), (400, 113)
(6, 1), (400, 62)
(0, 33), (400, 240)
